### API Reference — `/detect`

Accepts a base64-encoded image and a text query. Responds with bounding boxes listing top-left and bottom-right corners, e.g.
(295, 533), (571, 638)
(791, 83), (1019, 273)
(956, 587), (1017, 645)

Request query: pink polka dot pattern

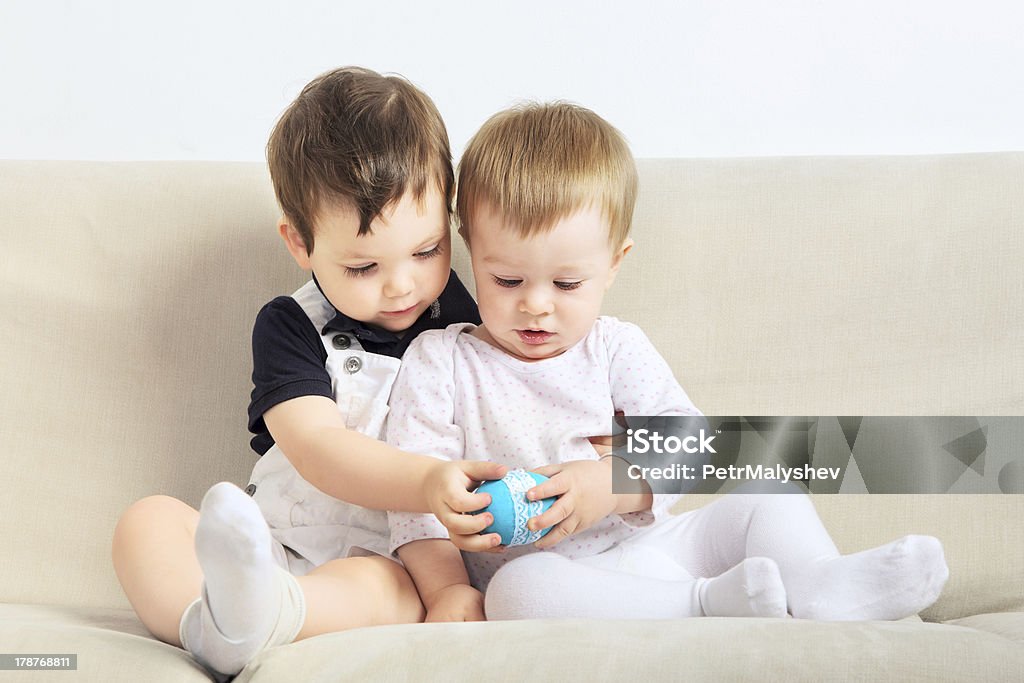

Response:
(386, 317), (702, 591)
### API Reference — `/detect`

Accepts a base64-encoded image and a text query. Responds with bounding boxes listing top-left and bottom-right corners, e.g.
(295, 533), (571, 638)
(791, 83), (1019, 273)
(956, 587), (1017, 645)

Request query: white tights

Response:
(485, 487), (948, 621)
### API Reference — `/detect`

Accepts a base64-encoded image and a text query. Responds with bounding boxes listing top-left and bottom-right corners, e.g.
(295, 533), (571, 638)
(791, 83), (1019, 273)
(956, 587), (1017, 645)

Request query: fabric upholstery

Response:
(1, 156), (1021, 681)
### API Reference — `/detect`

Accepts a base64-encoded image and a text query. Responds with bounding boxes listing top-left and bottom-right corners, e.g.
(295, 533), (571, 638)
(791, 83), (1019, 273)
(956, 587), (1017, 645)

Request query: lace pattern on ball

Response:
(505, 469), (546, 546)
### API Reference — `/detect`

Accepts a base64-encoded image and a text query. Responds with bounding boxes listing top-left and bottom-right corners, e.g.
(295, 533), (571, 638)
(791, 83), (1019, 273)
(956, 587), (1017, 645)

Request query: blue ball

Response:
(474, 470), (556, 546)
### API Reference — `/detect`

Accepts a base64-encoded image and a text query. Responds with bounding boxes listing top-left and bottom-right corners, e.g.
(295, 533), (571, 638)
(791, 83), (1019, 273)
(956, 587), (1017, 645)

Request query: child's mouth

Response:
(516, 329), (553, 345)
(382, 304), (418, 317)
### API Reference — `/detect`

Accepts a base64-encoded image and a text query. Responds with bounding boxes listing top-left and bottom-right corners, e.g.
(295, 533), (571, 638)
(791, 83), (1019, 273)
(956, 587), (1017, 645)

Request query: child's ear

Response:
(605, 237), (634, 290)
(279, 220), (313, 271)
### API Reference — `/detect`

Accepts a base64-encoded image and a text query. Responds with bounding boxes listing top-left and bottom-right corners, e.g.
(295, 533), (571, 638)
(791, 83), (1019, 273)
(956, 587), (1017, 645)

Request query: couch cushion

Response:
(946, 611), (1024, 644)
(236, 618), (1024, 682)
(0, 603), (214, 681)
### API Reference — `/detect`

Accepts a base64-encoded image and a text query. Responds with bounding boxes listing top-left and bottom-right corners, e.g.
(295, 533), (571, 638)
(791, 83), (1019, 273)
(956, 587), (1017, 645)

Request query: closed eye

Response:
(345, 263), (377, 277)
(416, 243), (444, 259)
(555, 281), (582, 291)
(492, 276), (522, 288)
(345, 242), (444, 278)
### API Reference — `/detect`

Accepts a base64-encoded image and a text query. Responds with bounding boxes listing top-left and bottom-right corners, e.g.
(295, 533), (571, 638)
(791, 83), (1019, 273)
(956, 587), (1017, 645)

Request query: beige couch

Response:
(2, 155), (1022, 681)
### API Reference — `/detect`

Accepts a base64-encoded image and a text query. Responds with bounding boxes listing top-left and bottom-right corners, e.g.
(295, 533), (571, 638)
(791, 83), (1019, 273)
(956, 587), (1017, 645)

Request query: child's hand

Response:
(424, 460), (508, 552)
(423, 583), (486, 623)
(525, 459), (617, 549)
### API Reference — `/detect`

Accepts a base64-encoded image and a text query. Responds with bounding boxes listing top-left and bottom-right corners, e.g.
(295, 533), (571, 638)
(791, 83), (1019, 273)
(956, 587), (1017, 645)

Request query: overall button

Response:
(345, 356), (362, 374)
(244, 484), (257, 496)
(332, 334), (351, 350)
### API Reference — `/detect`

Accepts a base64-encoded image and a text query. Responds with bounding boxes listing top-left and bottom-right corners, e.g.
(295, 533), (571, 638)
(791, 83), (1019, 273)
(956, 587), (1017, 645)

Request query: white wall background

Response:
(2, 0), (1022, 161)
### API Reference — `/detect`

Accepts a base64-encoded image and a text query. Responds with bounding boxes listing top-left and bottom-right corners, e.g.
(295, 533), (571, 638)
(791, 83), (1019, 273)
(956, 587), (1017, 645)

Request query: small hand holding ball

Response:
(474, 470), (557, 546)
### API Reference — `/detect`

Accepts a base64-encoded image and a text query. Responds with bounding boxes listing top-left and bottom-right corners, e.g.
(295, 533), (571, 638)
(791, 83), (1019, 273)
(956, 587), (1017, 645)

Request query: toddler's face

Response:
(281, 187), (451, 332)
(469, 204), (630, 361)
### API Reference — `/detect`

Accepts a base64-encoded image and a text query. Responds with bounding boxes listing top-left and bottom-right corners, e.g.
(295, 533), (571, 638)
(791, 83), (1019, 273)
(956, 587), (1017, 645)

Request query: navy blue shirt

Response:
(248, 269), (480, 455)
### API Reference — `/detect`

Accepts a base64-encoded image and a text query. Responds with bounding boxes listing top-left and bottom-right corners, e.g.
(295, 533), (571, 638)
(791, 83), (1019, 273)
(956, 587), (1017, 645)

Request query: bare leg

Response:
(111, 495), (203, 646)
(295, 555), (424, 640)
(113, 485), (425, 672)
(175, 482), (427, 677)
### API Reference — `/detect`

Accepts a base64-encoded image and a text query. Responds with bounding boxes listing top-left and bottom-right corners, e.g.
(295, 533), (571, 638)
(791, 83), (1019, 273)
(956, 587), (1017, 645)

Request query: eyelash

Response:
(344, 243), (444, 278)
(492, 276), (582, 291)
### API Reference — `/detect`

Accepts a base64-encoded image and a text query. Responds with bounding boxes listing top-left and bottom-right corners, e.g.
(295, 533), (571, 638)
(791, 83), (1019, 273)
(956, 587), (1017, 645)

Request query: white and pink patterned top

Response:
(387, 316), (701, 590)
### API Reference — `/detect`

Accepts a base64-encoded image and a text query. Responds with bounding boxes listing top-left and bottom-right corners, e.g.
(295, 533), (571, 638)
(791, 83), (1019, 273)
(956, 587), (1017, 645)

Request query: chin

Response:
(378, 303), (427, 329)
(514, 344), (565, 362)
(376, 314), (417, 332)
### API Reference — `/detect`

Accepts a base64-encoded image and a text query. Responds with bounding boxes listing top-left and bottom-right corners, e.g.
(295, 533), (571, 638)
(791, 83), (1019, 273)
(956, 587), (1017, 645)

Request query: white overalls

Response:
(246, 280), (401, 575)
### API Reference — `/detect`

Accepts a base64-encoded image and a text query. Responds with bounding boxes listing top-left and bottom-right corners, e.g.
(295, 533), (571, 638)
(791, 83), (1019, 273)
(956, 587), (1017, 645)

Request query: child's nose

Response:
(383, 270), (414, 298)
(519, 288), (553, 316)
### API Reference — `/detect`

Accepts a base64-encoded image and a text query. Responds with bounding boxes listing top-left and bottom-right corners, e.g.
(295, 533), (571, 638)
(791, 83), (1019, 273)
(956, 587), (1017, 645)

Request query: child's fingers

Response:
(459, 460), (508, 484)
(526, 473), (568, 501)
(439, 509), (494, 536)
(530, 464), (563, 478)
(449, 531), (503, 553)
(447, 489), (494, 514)
(479, 544), (507, 555)
(533, 521), (574, 549)
(527, 498), (571, 534)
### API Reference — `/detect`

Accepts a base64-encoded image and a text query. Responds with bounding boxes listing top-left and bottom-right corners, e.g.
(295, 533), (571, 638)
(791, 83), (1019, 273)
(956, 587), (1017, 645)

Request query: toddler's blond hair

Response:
(457, 102), (637, 248)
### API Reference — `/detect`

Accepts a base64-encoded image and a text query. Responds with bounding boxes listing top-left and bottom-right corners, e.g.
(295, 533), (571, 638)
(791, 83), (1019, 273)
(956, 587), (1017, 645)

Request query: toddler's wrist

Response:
(602, 455), (653, 515)
(422, 459), (451, 508)
(425, 582), (479, 609)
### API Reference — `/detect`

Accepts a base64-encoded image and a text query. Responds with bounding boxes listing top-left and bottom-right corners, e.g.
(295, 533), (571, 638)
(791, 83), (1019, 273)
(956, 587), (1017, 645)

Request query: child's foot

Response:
(180, 482), (305, 676)
(787, 534), (949, 621)
(698, 557), (788, 617)
(194, 482), (281, 638)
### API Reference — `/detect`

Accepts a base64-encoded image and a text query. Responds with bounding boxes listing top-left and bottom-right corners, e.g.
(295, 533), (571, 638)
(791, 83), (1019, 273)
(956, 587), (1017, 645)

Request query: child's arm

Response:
(385, 327), (506, 553)
(396, 540), (484, 622)
(251, 299), (505, 522)
(525, 319), (700, 546)
(264, 396), (505, 520)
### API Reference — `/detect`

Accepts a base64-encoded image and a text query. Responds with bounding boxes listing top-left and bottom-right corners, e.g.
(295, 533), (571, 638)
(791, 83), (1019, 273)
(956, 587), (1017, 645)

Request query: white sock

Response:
(179, 482), (306, 677)
(669, 492), (950, 621)
(698, 557), (788, 618)
(785, 534), (949, 620)
(485, 550), (786, 620)
(590, 545), (788, 618)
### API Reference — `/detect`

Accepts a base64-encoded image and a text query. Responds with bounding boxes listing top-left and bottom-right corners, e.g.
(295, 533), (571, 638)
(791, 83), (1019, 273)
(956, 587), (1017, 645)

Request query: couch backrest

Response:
(1, 156), (1020, 620)
(609, 155), (1024, 416)
(2, 162), (299, 609)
